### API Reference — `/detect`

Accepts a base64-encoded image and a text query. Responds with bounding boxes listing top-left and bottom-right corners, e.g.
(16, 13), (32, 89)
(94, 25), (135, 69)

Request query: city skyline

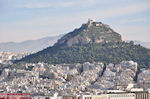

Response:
(0, 0), (150, 43)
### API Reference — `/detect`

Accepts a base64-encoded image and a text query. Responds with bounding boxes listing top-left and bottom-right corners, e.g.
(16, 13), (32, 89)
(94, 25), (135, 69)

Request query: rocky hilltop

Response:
(55, 19), (124, 46)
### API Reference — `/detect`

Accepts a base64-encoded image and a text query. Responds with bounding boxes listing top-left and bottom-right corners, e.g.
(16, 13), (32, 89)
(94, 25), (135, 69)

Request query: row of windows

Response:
(109, 94), (135, 97)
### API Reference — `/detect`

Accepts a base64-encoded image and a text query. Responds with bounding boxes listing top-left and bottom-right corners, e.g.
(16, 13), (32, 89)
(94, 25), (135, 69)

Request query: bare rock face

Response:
(67, 35), (88, 46)
(55, 19), (124, 46)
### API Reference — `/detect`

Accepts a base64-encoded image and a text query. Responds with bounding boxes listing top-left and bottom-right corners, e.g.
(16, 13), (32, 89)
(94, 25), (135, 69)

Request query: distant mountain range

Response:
(126, 40), (150, 49)
(0, 35), (63, 53)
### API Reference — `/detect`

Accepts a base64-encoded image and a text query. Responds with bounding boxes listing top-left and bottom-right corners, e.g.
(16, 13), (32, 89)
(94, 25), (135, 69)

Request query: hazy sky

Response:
(0, 0), (150, 43)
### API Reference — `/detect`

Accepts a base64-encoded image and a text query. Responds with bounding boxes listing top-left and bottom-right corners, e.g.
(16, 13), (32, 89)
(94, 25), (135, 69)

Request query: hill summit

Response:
(55, 19), (124, 46)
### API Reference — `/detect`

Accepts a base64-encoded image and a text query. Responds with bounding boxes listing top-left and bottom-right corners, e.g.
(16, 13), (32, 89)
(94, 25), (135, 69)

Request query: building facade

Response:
(135, 92), (149, 99)
(107, 93), (135, 99)
(80, 95), (108, 99)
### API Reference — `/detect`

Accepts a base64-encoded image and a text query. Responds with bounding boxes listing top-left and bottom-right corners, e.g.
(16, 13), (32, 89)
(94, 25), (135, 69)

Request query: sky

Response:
(0, 0), (150, 43)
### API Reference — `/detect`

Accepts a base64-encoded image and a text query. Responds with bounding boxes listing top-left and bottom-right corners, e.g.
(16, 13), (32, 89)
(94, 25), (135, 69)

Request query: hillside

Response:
(18, 42), (150, 69)
(17, 20), (150, 69)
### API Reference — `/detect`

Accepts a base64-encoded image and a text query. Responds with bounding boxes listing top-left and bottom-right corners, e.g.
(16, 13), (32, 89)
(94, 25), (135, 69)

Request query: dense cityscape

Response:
(0, 52), (150, 98)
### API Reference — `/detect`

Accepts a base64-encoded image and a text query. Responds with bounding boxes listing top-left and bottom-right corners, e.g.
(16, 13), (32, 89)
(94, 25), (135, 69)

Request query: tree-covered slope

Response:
(17, 42), (150, 69)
